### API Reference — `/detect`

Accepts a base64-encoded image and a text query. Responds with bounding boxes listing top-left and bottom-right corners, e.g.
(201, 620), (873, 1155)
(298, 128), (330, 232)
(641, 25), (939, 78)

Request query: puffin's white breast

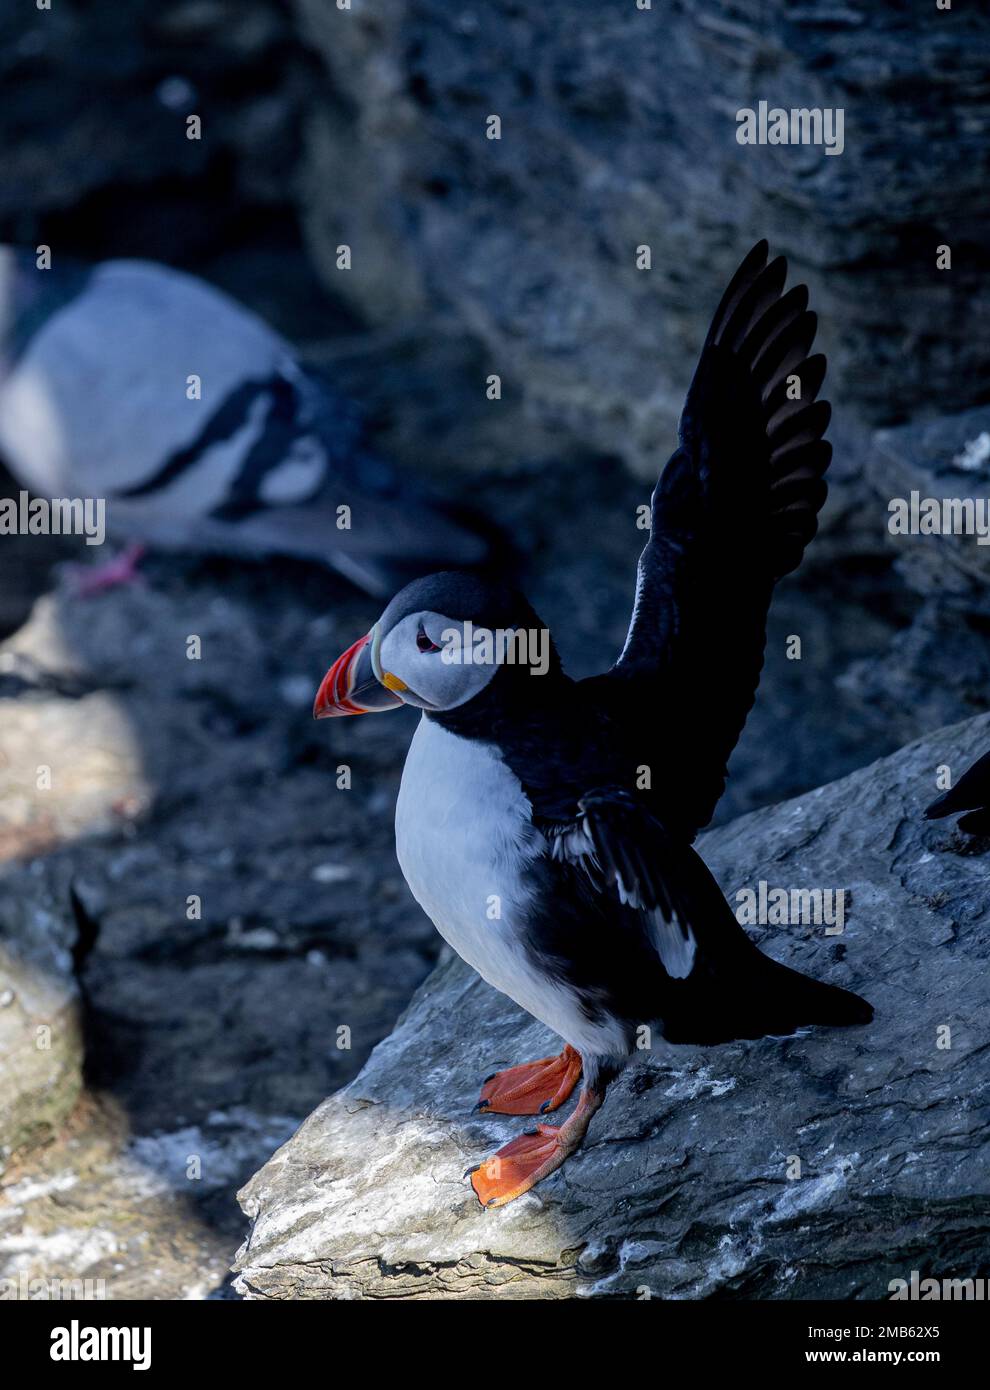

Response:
(394, 715), (626, 1056)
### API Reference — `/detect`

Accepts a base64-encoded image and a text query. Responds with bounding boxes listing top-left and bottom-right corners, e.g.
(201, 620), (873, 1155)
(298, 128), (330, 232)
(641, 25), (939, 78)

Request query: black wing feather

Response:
(925, 749), (990, 834)
(583, 242), (832, 840)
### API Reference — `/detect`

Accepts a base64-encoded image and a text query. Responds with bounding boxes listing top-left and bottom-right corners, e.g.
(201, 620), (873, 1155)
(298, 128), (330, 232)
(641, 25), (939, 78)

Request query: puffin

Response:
(314, 242), (874, 1208)
(0, 247), (501, 597)
(925, 749), (990, 836)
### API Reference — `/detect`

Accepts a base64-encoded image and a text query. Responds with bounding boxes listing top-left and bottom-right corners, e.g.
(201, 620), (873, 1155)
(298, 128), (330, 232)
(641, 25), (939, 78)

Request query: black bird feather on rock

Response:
(925, 748), (990, 836)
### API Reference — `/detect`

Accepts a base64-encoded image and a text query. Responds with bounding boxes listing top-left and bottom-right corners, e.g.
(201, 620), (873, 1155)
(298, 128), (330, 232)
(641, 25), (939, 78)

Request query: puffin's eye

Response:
(416, 626), (441, 653)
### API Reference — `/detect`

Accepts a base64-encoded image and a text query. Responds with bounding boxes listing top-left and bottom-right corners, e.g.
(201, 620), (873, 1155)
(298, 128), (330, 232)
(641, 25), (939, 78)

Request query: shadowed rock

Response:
(0, 916), (82, 1173)
(841, 405), (990, 743)
(295, 0), (990, 475)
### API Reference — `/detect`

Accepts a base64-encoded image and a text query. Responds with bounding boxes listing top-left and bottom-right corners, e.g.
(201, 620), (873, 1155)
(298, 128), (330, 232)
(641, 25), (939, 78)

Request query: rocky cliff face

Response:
(233, 711), (990, 1300)
(843, 404), (990, 742)
(295, 0), (990, 475)
(0, 1), (314, 259)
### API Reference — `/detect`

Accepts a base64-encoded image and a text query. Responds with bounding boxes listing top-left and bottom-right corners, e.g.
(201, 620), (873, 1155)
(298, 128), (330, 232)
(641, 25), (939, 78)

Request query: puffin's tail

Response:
(662, 951), (872, 1046)
(655, 840), (874, 1046)
(726, 951), (873, 1041)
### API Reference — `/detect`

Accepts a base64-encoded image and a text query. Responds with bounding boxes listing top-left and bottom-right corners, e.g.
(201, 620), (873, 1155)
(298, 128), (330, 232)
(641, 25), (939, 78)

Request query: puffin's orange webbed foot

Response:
(469, 1124), (568, 1208)
(474, 1044), (581, 1116)
(468, 1081), (604, 1208)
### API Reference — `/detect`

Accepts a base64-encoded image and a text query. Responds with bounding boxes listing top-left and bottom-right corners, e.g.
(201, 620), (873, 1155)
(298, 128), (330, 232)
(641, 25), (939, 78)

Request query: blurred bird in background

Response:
(0, 247), (504, 597)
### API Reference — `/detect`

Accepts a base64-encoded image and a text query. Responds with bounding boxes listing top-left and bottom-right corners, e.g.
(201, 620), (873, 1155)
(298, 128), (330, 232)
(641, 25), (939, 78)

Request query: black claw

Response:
(482, 1072), (498, 1084)
(523, 1128), (539, 1137)
(472, 1099), (490, 1113)
(464, 1163), (480, 1178)
(539, 1100), (552, 1114)
(485, 1197), (499, 1208)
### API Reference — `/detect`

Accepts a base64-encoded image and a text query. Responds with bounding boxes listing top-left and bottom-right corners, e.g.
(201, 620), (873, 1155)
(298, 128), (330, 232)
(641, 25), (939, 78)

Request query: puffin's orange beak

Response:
(313, 631), (405, 719)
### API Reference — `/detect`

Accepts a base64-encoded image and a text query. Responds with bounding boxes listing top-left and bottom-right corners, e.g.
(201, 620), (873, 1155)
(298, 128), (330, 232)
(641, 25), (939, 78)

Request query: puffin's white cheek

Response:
(376, 612), (501, 711)
(430, 657), (500, 710)
(401, 656), (470, 710)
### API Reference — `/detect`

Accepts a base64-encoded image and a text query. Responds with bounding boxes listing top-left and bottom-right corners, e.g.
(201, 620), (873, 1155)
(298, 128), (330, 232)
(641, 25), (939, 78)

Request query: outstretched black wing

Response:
(583, 241), (832, 840)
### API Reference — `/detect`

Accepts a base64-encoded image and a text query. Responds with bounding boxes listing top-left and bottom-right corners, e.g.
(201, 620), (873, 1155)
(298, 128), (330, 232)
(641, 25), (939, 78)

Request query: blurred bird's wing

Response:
(582, 241), (832, 840)
(186, 483), (499, 598)
(0, 249), (504, 597)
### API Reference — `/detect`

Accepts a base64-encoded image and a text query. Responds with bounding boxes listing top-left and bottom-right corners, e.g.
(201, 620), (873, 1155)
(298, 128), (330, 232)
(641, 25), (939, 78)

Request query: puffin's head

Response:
(314, 571), (556, 719)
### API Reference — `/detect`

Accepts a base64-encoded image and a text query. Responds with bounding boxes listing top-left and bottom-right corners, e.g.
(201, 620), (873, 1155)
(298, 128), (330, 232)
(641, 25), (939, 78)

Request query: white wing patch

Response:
(550, 812), (697, 981)
(549, 817), (598, 867)
(646, 908), (696, 980)
(257, 439), (326, 504)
